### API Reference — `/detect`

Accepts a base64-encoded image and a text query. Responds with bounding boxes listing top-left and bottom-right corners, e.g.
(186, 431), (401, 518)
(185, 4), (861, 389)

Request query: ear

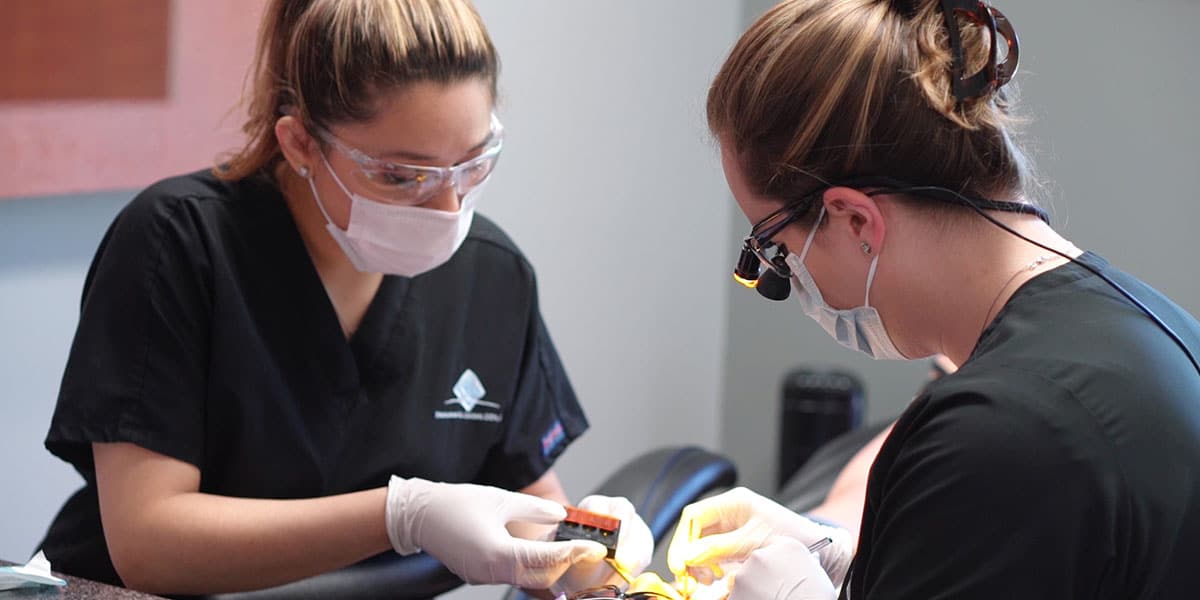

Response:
(275, 115), (319, 178)
(820, 186), (886, 257)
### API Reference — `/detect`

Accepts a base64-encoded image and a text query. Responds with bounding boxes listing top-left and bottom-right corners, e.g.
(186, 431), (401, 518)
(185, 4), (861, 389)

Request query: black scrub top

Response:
(844, 253), (1200, 599)
(39, 169), (588, 586)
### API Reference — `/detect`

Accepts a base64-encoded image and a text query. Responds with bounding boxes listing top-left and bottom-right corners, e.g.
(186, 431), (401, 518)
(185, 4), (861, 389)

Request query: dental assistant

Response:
(668, 0), (1200, 598)
(38, 0), (650, 595)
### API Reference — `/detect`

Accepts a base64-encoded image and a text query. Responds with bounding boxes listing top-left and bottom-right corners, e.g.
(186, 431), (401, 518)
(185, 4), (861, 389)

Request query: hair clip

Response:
(938, 0), (1019, 102)
(889, 0), (919, 18)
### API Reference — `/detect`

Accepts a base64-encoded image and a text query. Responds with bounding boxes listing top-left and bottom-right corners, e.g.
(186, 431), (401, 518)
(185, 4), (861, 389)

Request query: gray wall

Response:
(469, 0), (739, 501)
(722, 0), (1200, 494)
(0, 192), (131, 561)
(445, 1), (741, 598)
(0, 0), (742, 582)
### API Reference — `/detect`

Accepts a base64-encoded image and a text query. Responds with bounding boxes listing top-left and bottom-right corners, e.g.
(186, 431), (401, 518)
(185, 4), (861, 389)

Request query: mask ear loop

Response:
(309, 153), (350, 229)
(796, 206), (826, 264)
(864, 254), (882, 307)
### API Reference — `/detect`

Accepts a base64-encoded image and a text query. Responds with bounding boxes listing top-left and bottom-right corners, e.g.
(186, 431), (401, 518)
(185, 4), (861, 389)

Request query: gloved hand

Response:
(728, 537), (837, 600)
(385, 476), (606, 587)
(667, 488), (853, 592)
(549, 495), (654, 594)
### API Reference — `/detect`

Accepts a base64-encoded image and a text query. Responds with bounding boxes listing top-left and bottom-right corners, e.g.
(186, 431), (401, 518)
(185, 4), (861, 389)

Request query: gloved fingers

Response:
(667, 488), (758, 576)
(674, 522), (771, 580)
(498, 491), (570, 525)
(810, 529), (854, 588)
(614, 519), (654, 577)
(576, 496), (654, 577)
(543, 500), (649, 594)
(727, 537), (836, 600)
(690, 575), (734, 600)
(507, 518), (558, 543)
(667, 501), (714, 576)
(577, 494), (637, 516)
(688, 564), (717, 586)
(547, 560), (607, 596)
(777, 519), (854, 587)
(675, 572), (698, 598)
(507, 538), (608, 589)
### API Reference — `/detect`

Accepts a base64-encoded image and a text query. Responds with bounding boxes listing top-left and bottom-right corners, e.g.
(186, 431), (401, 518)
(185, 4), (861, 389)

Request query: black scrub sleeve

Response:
(850, 388), (1115, 599)
(45, 189), (212, 475)
(476, 302), (588, 491)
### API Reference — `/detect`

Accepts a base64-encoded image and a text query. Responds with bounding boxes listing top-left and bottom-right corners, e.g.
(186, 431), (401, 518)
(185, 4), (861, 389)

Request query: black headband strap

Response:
(837, 175), (1051, 224)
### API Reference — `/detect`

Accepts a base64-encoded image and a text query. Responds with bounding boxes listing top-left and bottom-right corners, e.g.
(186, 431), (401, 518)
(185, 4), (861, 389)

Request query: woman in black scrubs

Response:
(668, 1), (1200, 598)
(39, 0), (649, 595)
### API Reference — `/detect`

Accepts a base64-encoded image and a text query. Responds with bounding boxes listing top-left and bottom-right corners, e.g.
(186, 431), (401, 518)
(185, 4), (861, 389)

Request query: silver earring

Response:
(861, 241), (872, 255)
(298, 166), (310, 178)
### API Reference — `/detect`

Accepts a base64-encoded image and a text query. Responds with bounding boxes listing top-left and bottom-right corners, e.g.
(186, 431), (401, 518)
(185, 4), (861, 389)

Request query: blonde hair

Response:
(218, 0), (498, 181)
(708, 0), (1036, 219)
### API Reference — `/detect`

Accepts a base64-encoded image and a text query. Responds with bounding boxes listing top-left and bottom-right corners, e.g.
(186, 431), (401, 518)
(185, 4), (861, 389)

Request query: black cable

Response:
(893, 184), (1200, 377)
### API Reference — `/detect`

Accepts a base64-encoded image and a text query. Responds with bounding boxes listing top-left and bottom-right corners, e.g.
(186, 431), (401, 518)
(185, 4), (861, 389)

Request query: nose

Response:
(422, 180), (461, 213)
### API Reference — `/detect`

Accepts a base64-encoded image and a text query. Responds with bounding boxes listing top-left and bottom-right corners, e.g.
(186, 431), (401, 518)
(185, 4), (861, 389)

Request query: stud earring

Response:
(861, 241), (872, 255)
(298, 166), (310, 178)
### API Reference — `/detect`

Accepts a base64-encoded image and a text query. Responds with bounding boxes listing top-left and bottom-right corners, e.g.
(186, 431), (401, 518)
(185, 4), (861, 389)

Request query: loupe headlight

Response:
(734, 243), (764, 289)
(733, 237), (792, 301)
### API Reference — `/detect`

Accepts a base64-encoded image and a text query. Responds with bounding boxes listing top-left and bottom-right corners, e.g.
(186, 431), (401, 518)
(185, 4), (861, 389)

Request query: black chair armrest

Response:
(204, 551), (461, 600)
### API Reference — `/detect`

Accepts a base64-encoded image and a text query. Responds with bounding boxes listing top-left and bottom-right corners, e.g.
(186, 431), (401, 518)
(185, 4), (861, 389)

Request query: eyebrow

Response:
(375, 129), (497, 163)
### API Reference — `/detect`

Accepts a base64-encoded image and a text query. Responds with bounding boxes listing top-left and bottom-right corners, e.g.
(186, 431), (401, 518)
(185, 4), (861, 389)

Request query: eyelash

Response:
(375, 171), (424, 187)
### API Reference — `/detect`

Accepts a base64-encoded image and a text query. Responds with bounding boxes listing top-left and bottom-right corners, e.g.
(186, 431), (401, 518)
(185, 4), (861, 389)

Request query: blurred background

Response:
(1, 2), (1196, 598)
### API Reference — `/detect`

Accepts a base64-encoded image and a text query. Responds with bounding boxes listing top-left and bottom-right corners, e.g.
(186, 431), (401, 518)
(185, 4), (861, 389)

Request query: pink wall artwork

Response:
(0, 0), (266, 199)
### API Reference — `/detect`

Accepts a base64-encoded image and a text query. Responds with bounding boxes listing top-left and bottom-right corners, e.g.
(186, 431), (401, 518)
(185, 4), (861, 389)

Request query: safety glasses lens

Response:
(353, 168), (448, 204)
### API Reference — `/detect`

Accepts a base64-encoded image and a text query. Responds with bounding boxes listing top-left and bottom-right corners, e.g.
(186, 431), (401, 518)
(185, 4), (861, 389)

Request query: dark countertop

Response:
(0, 561), (163, 599)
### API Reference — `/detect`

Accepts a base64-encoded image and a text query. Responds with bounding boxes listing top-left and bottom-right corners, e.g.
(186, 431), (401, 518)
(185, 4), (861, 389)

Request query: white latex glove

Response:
(728, 537), (837, 600)
(667, 488), (853, 591)
(385, 476), (607, 587)
(549, 495), (654, 594)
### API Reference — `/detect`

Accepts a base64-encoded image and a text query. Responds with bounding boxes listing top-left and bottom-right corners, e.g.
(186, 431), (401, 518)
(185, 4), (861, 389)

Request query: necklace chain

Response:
(981, 254), (1055, 334)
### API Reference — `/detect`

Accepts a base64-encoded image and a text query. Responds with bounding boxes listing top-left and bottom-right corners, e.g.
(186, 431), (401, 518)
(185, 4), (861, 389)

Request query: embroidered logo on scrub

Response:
(434, 369), (503, 422)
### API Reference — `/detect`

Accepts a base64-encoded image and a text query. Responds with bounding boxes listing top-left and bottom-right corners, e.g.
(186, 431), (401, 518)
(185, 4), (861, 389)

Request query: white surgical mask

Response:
(308, 153), (484, 277)
(784, 206), (908, 360)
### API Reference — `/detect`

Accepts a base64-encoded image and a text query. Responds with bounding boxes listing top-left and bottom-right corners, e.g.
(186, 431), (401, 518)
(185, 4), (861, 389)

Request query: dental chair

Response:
(204, 445), (737, 600)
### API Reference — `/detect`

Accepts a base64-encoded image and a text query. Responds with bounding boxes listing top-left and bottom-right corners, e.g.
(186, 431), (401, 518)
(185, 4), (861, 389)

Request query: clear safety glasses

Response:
(315, 114), (504, 206)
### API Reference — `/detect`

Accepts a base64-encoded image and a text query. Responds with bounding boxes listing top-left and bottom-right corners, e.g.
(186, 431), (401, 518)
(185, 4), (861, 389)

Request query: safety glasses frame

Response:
(313, 114), (505, 206)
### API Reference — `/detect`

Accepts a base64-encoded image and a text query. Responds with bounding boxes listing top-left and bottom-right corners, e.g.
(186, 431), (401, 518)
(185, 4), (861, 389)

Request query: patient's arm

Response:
(804, 355), (957, 538)
(804, 423), (893, 539)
